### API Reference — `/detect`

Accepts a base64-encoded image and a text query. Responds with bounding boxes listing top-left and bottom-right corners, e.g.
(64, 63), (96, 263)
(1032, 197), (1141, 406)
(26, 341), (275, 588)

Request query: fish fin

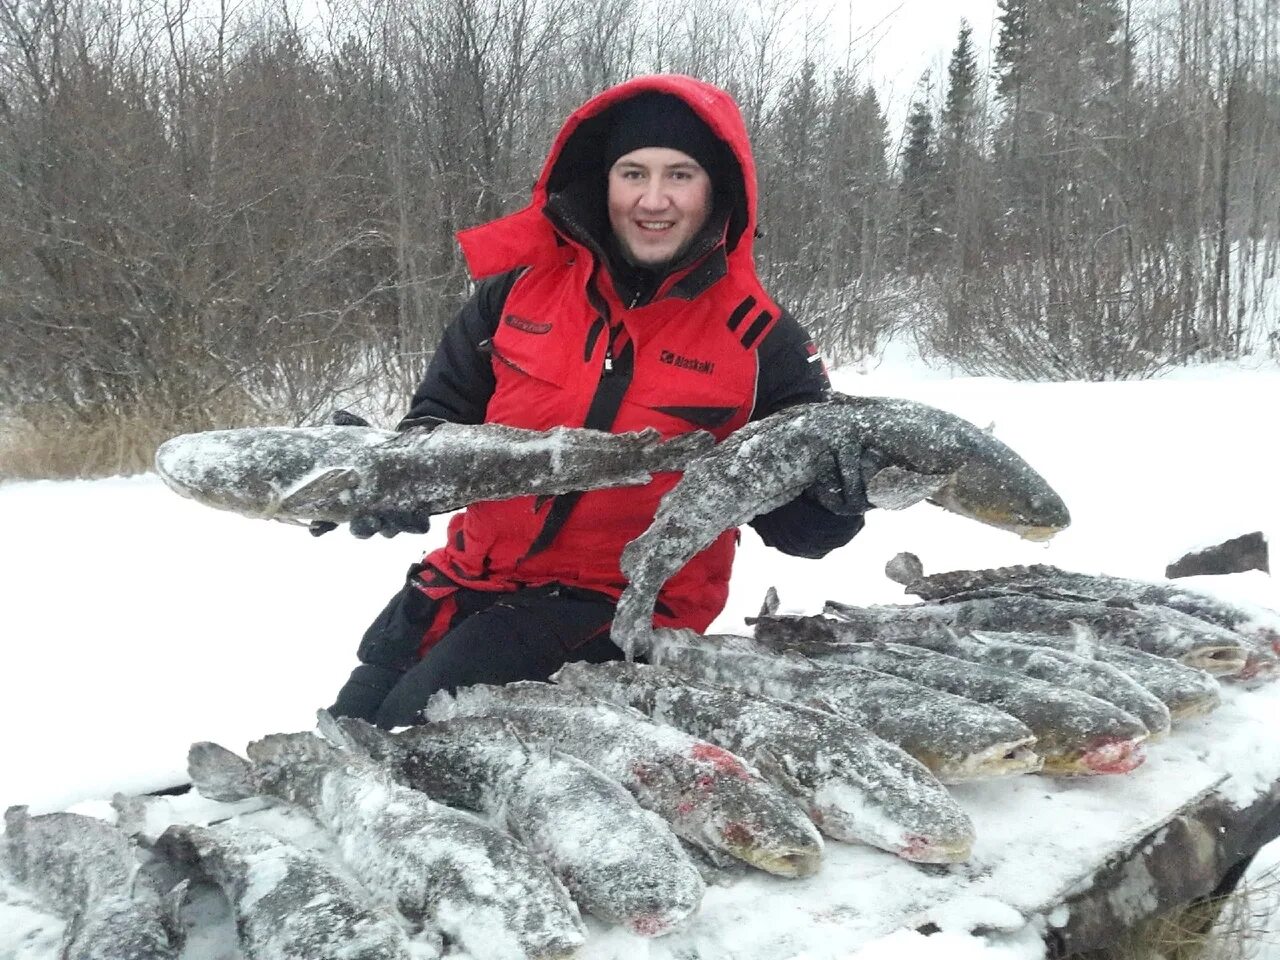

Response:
(758, 586), (781, 617)
(533, 494), (556, 511)
(865, 466), (951, 510)
(188, 742), (257, 802)
(316, 709), (385, 759)
(885, 552), (925, 586)
(276, 467), (360, 515)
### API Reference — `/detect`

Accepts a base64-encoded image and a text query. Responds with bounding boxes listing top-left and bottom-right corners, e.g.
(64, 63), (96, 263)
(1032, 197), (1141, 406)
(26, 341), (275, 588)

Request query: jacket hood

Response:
(457, 75), (759, 281)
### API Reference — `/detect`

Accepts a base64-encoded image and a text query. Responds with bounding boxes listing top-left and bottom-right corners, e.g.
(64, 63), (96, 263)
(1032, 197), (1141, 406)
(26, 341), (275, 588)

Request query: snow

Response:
(2, 357), (1280, 959)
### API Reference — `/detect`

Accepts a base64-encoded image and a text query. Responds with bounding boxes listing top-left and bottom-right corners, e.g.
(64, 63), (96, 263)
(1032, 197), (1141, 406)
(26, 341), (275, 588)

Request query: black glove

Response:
(805, 444), (888, 516)
(309, 409), (434, 539)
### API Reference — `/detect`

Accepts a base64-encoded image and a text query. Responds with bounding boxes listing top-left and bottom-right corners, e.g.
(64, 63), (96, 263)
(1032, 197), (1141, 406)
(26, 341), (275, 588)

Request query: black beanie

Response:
(603, 93), (724, 182)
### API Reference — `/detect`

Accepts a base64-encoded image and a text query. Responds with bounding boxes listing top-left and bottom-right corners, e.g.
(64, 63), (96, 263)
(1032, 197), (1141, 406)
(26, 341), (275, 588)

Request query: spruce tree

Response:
(900, 96), (941, 270)
(942, 21), (978, 155)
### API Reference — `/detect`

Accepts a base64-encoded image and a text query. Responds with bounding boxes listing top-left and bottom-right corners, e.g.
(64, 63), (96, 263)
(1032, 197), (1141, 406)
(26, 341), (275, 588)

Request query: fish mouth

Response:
(721, 832), (822, 877)
(737, 848), (823, 878)
(930, 740), (1043, 783)
(1182, 647), (1249, 676)
(899, 833), (974, 864)
(1168, 694), (1221, 722)
(1042, 737), (1147, 776)
(933, 489), (1069, 541)
(719, 818), (823, 877)
(1017, 524), (1063, 542)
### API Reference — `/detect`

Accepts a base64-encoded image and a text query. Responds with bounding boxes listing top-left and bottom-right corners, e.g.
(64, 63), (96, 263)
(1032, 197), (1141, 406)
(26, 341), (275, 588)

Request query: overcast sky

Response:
(806, 0), (1001, 130)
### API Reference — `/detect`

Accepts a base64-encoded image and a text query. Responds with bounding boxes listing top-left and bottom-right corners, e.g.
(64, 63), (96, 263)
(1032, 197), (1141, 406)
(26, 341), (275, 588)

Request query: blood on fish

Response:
(722, 822), (755, 848)
(690, 742), (751, 778)
(630, 913), (676, 937)
(1082, 737), (1146, 774)
(900, 835), (931, 859)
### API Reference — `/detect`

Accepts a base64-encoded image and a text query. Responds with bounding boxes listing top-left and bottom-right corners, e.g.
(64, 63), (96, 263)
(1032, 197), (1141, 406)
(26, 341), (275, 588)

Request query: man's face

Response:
(607, 147), (713, 268)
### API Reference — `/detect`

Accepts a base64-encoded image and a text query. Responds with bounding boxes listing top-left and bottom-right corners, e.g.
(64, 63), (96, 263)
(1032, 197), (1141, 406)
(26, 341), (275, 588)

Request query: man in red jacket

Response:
(328, 75), (872, 727)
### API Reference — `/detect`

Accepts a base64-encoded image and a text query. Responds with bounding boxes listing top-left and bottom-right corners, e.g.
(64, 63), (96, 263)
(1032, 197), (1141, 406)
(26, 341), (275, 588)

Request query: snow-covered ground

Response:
(2, 357), (1279, 959)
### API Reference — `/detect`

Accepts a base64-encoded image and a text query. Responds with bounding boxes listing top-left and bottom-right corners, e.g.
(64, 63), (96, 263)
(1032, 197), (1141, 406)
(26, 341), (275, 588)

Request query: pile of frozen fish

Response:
(6, 556), (1279, 959)
(6, 397), (1274, 956)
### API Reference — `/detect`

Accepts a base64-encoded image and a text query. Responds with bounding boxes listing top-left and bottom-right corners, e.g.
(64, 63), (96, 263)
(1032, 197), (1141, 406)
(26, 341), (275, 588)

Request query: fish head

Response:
(1041, 735), (1147, 776)
(809, 779), (975, 864)
(677, 753), (824, 878)
(1180, 644), (1250, 676)
(930, 458), (1071, 541)
(898, 832), (975, 864)
(612, 872), (704, 938)
(927, 740), (1044, 784)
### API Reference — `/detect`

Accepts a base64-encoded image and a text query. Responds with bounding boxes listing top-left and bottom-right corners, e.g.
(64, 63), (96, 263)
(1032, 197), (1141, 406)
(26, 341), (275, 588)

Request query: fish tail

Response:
(315, 709), (388, 759)
(885, 552), (925, 586)
(188, 742), (258, 801)
(647, 429), (716, 472)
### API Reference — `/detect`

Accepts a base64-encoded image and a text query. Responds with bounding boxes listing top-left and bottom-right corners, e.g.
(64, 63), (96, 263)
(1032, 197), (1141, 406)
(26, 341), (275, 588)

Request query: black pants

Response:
(328, 580), (625, 729)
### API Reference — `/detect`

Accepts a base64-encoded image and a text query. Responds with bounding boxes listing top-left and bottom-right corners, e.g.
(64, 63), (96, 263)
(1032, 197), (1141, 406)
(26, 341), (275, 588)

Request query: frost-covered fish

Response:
(155, 422), (712, 526)
(888, 552), (1280, 675)
(187, 735), (585, 960)
(2, 806), (181, 960)
(422, 681), (825, 878)
(820, 594), (1250, 676)
(611, 394), (1070, 651)
(750, 618), (1149, 775)
(317, 711), (704, 936)
(552, 660), (975, 862)
(638, 628), (1041, 783)
(970, 629), (1221, 722)
(155, 822), (416, 960)
(879, 629), (1172, 738)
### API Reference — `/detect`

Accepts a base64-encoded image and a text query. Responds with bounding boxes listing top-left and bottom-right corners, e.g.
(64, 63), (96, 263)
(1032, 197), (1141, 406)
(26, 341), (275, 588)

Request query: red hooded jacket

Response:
(406, 75), (847, 636)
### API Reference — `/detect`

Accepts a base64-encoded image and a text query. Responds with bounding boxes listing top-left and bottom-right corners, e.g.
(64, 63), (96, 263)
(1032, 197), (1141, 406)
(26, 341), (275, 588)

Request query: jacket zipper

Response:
(606, 291), (642, 374)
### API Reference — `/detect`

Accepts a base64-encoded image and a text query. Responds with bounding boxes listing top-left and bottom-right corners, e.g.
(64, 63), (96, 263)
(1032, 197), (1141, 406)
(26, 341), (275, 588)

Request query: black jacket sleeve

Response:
(397, 270), (522, 428)
(746, 311), (866, 559)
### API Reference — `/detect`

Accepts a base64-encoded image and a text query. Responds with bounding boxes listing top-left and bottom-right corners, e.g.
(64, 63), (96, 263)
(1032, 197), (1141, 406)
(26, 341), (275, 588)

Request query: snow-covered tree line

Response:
(0, 0), (1277, 464)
